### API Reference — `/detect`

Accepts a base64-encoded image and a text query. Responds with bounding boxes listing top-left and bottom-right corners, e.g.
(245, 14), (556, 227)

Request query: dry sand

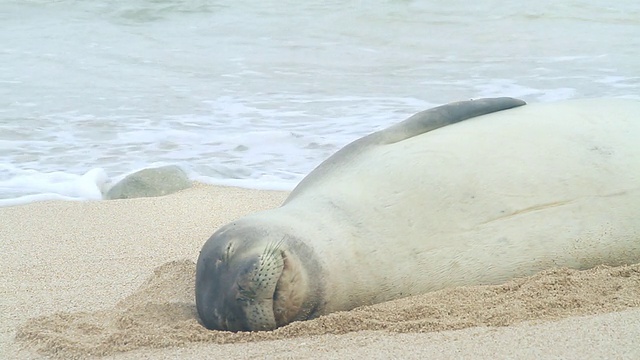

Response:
(1, 184), (639, 359)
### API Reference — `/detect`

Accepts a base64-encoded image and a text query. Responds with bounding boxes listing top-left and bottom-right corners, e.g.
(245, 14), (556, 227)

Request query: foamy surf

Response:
(2, 0), (639, 206)
(0, 164), (299, 207)
(0, 168), (107, 206)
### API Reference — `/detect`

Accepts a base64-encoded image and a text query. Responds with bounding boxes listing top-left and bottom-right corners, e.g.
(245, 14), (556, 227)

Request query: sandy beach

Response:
(2, 184), (639, 359)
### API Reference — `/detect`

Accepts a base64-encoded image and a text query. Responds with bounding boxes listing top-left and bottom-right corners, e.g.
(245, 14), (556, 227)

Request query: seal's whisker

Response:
(247, 236), (287, 296)
(261, 236), (285, 262)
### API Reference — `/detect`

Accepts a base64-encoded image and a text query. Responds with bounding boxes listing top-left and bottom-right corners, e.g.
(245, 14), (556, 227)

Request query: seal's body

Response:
(196, 98), (640, 332)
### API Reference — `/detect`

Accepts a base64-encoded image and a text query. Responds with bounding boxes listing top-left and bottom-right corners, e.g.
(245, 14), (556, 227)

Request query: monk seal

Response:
(196, 97), (640, 332)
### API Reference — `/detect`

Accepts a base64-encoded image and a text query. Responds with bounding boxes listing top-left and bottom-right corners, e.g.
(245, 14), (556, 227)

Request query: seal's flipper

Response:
(286, 97), (526, 202)
(381, 97), (526, 144)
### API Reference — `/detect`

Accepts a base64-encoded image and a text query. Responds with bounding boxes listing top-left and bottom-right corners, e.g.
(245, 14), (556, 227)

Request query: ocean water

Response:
(1, 0), (639, 206)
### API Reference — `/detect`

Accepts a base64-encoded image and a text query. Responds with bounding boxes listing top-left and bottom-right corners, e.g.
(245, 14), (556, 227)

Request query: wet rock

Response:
(105, 165), (192, 200)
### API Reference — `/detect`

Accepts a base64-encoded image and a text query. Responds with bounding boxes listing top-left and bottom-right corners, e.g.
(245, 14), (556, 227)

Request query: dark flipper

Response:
(380, 97), (526, 144)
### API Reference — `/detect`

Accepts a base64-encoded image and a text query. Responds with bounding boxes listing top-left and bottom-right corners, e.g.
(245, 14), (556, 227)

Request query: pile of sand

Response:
(15, 260), (640, 359)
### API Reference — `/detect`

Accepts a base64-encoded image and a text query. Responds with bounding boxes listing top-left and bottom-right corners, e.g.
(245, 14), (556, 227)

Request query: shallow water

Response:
(1, 0), (639, 205)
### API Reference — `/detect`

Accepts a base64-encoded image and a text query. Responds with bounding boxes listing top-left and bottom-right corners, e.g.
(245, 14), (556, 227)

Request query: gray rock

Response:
(105, 165), (192, 200)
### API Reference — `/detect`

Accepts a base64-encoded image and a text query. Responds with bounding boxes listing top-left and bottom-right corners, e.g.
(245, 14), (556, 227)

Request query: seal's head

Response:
(195, 220), (318, 331)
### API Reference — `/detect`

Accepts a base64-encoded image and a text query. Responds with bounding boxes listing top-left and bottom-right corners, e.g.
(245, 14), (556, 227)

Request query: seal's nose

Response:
(195, 256), (220, 330)
(195, 266), (250, 331)
(195, 249), (259, 331)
